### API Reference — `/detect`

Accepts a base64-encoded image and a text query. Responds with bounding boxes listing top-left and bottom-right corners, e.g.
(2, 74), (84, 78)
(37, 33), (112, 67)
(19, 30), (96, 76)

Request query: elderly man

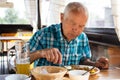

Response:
(29, 2), (109, 69)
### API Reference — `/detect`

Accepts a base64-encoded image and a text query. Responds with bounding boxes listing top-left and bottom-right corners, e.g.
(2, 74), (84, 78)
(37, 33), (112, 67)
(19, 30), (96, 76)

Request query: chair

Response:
(0, 51), (8, 74)
(7, 49), (16, 74)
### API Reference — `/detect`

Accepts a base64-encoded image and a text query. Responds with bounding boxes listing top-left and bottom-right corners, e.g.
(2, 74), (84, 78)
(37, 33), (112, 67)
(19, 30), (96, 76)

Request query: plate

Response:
(5, 74), (31, 80)
(64, 65), (100, 75)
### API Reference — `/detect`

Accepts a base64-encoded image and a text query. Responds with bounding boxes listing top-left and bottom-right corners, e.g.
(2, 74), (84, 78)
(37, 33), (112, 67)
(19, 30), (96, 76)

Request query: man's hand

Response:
(40, 48), (62, 64)
(81, 57), (109, 70)
(95, 57), (109, 69)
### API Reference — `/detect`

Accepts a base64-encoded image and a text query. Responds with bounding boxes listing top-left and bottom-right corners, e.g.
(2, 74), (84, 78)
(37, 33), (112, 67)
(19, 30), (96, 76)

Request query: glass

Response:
(15, 40), (30, 75)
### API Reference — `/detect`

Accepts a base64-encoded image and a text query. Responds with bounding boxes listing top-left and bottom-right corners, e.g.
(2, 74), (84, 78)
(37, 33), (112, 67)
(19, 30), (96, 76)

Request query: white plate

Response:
(5, 74), (31, 80)
(64, 65), (100, 75)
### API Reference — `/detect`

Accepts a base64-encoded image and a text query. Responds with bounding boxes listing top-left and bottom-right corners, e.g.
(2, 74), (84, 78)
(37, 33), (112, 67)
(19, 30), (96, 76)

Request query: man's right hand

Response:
(40, 48), (62, 64)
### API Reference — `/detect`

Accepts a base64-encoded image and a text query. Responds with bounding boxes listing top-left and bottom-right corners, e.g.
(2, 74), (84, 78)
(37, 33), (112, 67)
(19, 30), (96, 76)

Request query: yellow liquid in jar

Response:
(16, 63), (30, 75)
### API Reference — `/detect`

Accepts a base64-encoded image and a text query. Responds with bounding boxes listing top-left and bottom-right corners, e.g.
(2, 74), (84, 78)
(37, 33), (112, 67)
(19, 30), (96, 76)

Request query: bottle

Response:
(15, 40), (30, 75)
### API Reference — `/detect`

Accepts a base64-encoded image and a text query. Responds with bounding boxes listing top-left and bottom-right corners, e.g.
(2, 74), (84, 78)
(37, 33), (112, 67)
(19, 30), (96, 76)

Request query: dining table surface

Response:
(0, 66), (120, 80)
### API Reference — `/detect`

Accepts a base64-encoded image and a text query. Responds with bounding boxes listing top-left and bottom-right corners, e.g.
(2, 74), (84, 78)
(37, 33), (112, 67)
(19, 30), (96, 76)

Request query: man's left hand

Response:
(96, 57), (109, 69)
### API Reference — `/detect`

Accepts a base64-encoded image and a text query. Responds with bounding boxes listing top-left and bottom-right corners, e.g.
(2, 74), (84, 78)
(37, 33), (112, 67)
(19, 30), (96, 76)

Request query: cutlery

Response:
(82, 66), (95, 75)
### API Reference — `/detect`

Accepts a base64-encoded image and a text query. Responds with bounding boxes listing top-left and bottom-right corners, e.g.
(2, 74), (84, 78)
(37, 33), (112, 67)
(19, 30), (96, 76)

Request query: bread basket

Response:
(31, 66), (67, 80)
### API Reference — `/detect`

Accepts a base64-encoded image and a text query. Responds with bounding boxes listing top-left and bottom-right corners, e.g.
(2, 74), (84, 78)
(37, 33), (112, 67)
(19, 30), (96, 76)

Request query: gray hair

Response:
(63, 2), (88, 17)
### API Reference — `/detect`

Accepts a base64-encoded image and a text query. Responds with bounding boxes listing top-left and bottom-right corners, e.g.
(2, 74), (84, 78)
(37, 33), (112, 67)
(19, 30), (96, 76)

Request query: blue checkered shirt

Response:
(28, 23), (91, 67)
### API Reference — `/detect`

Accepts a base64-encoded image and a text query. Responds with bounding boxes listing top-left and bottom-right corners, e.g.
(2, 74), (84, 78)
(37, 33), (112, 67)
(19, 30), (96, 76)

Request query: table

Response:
(89, 67), (120, 80)
(0, 66), (120, 80)
(64, 66), (120, 80)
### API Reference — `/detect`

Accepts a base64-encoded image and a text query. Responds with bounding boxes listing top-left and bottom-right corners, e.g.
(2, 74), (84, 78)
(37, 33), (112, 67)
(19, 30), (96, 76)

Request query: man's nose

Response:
(72, 27), (77, 31)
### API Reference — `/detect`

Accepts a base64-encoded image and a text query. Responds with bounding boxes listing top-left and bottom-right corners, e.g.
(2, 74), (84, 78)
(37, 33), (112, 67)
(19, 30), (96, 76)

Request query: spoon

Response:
(26, 75), (31, 80)
(82, 66), (95, 75)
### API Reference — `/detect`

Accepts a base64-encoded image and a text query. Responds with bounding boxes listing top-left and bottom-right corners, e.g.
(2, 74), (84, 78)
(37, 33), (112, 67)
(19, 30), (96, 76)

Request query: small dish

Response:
(68, 70), (90, 80)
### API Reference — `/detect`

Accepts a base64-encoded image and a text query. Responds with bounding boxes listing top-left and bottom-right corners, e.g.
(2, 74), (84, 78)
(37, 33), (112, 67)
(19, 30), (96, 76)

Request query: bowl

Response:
(5, 74), (30, 80)
(31, 66), (67, 80)
(68, 70), (90, 80)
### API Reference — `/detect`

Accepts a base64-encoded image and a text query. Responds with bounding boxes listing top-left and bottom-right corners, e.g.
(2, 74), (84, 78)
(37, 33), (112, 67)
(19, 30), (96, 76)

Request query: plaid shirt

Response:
(28, 23), (91, 67)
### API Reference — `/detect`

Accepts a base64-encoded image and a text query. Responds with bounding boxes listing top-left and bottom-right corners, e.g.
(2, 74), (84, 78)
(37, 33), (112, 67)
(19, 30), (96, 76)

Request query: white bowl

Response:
(5, 74), (30, 80)
(68, 70), (90, 80)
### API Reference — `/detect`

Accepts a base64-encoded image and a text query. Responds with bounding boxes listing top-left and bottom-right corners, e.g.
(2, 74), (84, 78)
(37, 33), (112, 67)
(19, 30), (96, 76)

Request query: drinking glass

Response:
(15, 40), (30, 75)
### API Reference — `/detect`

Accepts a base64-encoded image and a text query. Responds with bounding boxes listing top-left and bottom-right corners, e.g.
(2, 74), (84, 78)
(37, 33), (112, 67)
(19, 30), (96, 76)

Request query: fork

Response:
(82, 66), (95, 75)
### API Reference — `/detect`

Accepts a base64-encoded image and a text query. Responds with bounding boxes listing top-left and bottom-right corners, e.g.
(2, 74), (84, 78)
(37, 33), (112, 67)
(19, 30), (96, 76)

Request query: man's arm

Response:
(81, 58), (95, 66)
(30, 50), (43, 64)
(29, 48), (62, 64)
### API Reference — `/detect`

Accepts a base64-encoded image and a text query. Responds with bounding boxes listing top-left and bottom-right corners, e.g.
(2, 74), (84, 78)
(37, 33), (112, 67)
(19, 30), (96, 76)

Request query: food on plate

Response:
(70, 65), (98, 75)
(90, 69), (95, 74)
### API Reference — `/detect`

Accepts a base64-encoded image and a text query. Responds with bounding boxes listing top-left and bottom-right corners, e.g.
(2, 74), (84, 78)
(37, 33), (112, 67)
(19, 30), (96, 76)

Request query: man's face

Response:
(61, 12), (88, 41)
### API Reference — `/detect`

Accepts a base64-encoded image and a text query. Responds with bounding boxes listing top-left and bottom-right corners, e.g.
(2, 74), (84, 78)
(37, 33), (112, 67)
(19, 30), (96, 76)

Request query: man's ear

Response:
(60, 13), (64, 22)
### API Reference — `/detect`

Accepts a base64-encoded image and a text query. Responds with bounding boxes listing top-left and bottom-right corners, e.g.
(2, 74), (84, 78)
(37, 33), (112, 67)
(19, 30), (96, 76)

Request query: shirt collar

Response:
(54, 23), (64, 41)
